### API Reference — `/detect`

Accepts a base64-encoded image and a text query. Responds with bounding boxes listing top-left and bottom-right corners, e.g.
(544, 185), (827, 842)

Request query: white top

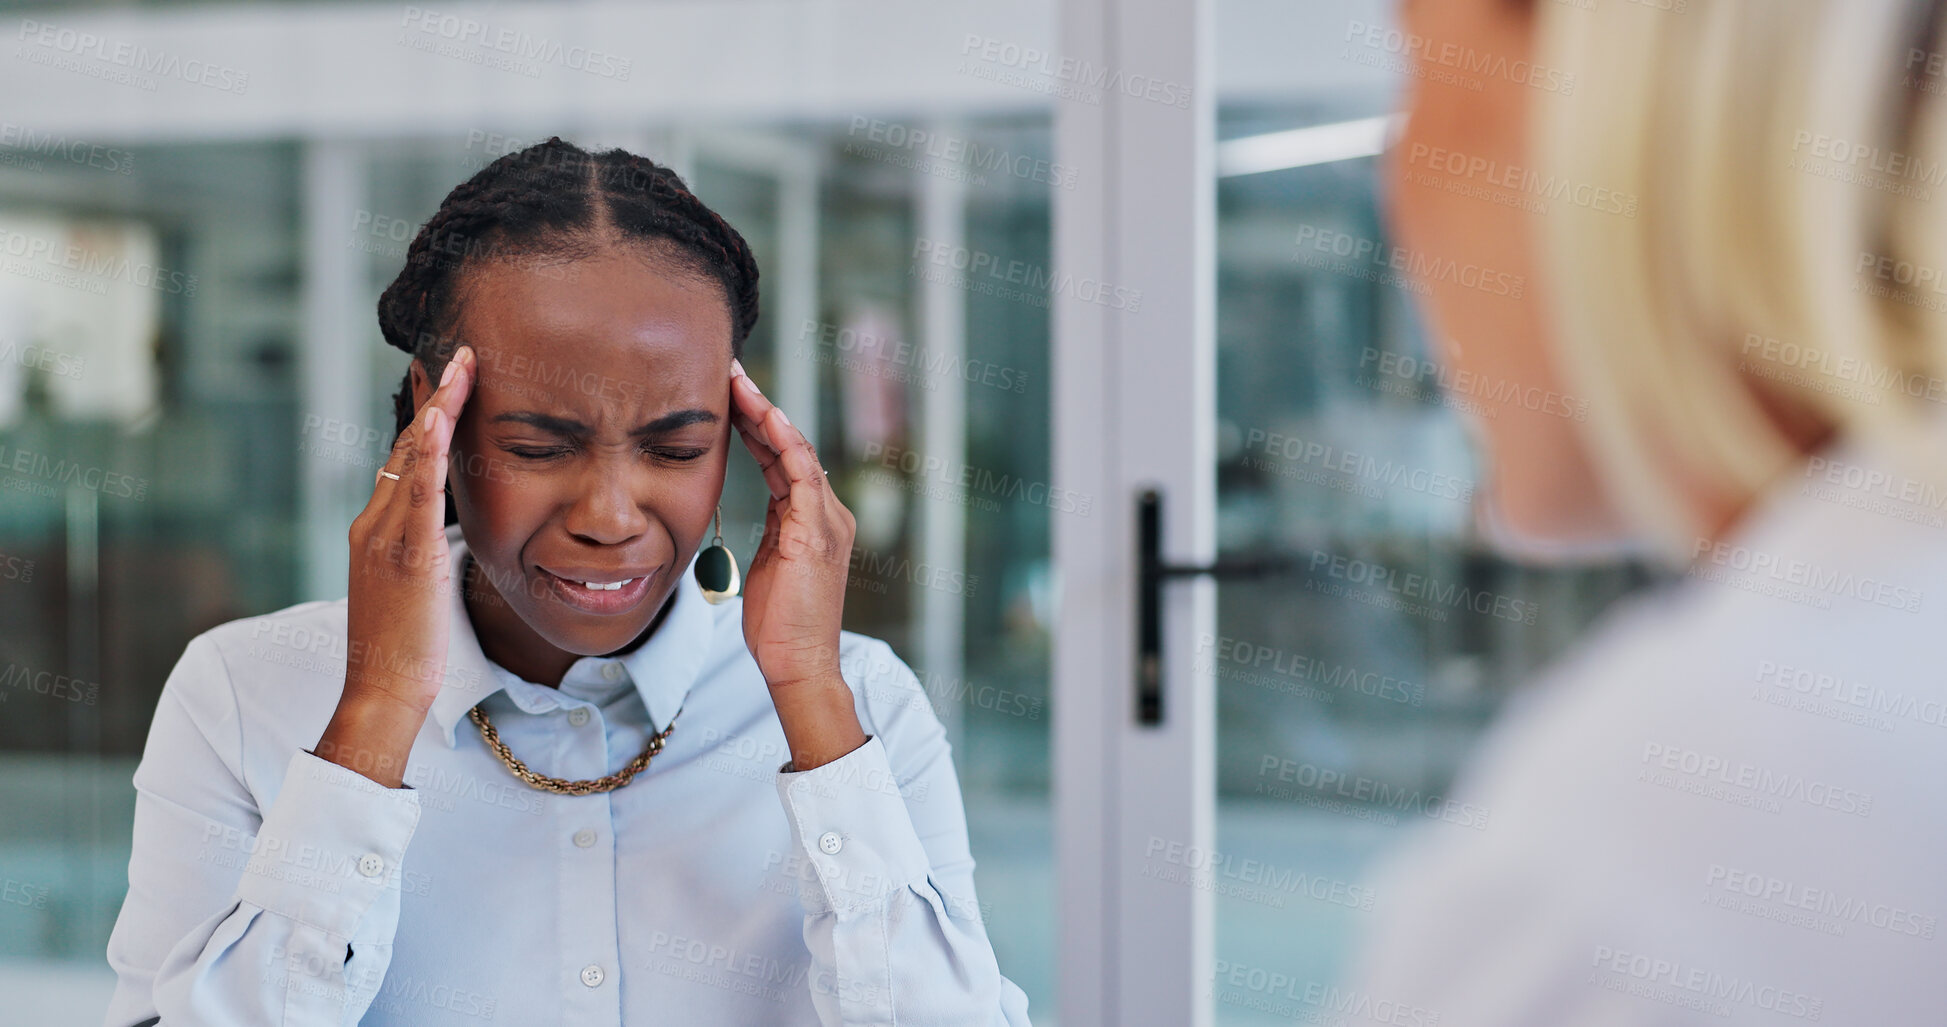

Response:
(1343, 429), (1947, 1024)
(102, 523), (1031, 1026)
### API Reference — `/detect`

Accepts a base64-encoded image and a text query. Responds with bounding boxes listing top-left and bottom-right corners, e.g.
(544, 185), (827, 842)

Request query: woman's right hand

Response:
(315, 346), (475, 787)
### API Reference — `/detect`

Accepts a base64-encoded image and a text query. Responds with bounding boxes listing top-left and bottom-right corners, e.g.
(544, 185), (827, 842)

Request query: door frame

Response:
(1052, 0), (1218, 1023)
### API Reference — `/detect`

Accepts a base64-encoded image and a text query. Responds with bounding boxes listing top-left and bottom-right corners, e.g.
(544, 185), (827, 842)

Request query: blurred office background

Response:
(0, 1), (1653, 1024)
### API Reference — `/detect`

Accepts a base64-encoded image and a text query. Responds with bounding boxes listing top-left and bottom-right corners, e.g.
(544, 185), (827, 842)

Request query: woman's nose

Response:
(561, 465), (649, 546)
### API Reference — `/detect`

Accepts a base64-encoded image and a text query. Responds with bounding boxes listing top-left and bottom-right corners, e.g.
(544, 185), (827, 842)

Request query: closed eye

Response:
(500, 443), (708, 462)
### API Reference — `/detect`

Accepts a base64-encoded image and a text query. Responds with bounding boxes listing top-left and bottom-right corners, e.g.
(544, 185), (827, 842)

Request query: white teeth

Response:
(577, 578), (633, 591)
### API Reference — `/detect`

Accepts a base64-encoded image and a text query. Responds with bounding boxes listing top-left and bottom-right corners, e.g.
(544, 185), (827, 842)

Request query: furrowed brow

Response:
(630, 410), (720, 437)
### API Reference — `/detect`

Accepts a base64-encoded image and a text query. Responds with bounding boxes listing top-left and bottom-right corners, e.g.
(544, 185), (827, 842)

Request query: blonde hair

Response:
(1530, 0), (1947, 562)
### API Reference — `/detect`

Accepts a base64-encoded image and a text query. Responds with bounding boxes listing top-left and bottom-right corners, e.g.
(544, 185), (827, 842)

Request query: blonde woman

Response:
(1346, 0), (1947, 1022)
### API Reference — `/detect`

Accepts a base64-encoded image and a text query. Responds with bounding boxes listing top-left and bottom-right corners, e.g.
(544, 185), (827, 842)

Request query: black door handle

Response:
(1136, 488), (1303, 725)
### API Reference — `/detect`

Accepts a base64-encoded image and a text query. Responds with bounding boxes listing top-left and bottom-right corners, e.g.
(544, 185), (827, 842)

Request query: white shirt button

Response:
(573, 828), (597, 848)
(580, 964), (605, 988)
(357, 854), (385, 878)
(602, 663), (622, 681)
(567, 708), (590, 727)
(817, 831), (843, 855)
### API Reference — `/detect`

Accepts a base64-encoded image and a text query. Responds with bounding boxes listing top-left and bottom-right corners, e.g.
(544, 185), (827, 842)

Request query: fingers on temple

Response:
(766, 407), (827, 494)
(736, 419), (789, 499)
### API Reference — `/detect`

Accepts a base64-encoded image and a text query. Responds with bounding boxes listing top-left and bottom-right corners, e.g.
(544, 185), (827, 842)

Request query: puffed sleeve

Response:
(772, 638), (1032, 1025)
(102, 631), (423, 1027)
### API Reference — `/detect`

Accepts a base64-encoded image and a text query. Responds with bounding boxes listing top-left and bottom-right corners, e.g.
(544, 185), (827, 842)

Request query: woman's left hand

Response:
(728, 358), (867, 770)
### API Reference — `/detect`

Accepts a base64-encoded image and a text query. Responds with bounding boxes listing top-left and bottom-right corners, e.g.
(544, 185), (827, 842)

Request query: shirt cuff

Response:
(231, 749), (422, 940)
(774, 736), (931, 914)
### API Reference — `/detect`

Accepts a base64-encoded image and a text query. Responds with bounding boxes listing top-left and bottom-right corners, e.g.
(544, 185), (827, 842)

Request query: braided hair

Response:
(376, 137), (761, 442)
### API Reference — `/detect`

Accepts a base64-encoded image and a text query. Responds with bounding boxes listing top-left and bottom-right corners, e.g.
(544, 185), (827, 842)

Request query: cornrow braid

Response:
(375, 136), (762, 445)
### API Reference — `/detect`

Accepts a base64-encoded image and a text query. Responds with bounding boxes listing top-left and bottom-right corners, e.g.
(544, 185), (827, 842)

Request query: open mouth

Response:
(538, 566), (659, 615)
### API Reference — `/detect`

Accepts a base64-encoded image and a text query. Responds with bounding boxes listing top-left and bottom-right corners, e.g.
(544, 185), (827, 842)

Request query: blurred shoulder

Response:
(1346, 487), (1947, 1019)
(1347, 569), (1947, 1022)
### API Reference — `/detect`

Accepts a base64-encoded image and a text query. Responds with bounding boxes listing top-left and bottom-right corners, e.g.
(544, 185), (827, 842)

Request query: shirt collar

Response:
(429, 523), (718, 747)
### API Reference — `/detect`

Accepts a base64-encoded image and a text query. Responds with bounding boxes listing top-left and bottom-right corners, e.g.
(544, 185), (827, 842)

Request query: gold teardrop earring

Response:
(693, 506), (741, 604)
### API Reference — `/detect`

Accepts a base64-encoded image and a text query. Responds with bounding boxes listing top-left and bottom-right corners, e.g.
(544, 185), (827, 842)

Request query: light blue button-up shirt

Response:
(102, 524), (1031, 1025)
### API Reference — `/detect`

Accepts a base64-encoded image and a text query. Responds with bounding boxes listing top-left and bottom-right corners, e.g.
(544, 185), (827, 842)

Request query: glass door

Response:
(1045, 3), (1661, 1023)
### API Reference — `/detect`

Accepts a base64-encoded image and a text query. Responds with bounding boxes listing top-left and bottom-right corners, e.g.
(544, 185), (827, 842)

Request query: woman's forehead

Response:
(457, 249), (732, 358)
(454, 256), (729, 391)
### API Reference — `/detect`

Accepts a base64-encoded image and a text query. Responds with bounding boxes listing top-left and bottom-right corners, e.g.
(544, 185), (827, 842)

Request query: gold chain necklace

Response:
(468, 705), (682, 795)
